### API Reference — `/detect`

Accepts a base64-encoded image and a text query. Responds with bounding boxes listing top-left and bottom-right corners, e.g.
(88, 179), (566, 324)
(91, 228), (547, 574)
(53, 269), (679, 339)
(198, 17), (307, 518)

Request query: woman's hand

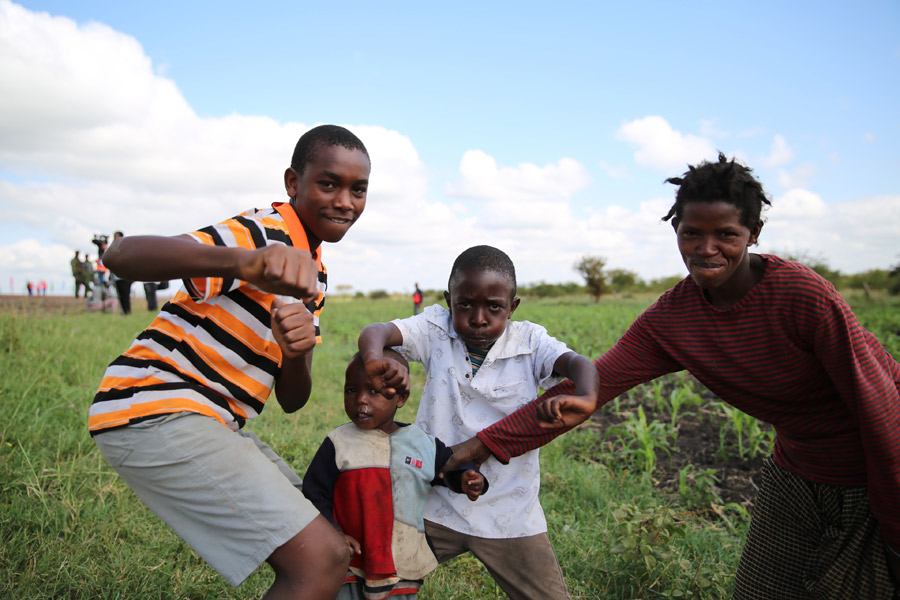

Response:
(536, 395), (597, 430)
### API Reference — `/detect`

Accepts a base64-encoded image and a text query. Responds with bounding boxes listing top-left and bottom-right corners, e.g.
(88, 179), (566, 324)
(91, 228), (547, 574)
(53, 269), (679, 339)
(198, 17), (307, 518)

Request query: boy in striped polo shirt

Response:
(90, 125), (370, 598)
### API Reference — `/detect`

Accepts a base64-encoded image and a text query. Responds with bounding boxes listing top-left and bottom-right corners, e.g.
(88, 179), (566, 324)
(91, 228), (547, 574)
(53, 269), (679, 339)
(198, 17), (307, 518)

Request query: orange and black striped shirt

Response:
(89, 203), (326, 434)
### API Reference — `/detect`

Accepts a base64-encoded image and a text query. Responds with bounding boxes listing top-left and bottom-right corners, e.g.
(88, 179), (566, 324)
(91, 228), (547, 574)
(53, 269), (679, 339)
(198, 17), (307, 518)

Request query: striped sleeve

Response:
(807, 280), (900, 546)
(89, 206), (323, 434)
(184, 210), (270, 302)
(477, 312), (681, 463)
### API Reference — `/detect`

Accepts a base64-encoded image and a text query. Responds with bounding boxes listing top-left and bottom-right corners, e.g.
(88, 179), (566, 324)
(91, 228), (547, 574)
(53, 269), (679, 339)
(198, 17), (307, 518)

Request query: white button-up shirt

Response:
(393, 304), (570, 538)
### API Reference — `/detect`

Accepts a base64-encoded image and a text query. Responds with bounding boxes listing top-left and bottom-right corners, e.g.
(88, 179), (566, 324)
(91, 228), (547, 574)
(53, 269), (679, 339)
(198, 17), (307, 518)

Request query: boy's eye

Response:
(352, 185), (367, 196)
(320, 181), (337, 190)
(344, 386), (356, 395)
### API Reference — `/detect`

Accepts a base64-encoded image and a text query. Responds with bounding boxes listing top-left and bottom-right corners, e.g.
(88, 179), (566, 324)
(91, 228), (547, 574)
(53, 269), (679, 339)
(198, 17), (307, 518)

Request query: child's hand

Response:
(536, 395), (596, 430)
(241, 244), (320, 303)
(363, 358), (409, 399)
(271, 298), (316, 359)
(461, 470), (486, 501)
(343, 534), (362, 556)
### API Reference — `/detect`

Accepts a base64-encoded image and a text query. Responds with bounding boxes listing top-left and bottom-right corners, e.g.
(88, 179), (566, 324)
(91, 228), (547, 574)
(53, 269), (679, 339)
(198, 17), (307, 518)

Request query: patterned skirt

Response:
(733, 457), (897, 599)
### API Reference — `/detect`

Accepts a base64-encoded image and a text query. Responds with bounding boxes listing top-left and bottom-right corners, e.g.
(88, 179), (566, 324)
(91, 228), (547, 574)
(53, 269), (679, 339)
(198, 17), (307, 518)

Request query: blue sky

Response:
(1, 0), (898, 295)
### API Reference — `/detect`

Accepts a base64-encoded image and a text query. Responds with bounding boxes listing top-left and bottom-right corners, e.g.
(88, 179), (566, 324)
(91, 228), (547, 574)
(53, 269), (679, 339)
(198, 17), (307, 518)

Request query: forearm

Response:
(358, 322), (403, 360)
(274, 351), (313, 412)
(556, 353), (600, 399)
(102, 235), (249, 282)
(476, 398), (573, 464)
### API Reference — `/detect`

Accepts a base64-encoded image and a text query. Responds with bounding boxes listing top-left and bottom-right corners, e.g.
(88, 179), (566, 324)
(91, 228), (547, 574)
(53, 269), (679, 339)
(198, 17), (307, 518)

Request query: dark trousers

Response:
(143, 283), (158, 311)
(114, 279), (133, 315)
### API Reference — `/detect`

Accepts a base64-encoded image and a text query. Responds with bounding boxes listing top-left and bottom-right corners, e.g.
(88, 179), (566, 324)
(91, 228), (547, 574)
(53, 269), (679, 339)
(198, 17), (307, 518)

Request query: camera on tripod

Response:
(92, 234), (109, 258)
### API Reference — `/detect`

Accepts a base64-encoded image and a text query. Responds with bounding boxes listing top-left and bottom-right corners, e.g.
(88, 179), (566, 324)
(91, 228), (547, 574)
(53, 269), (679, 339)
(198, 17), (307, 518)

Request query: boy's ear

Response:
(509, 296), (520, 315)
(443, 290), (451, 308)
(395, 393), (409, 409)
(284, 167), (298, 198)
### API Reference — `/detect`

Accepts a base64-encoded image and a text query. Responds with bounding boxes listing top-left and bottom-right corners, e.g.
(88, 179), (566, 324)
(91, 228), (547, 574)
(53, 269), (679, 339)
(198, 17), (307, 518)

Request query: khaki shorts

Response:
(93, 412), (319, 586)
(425, 520), (571, 600)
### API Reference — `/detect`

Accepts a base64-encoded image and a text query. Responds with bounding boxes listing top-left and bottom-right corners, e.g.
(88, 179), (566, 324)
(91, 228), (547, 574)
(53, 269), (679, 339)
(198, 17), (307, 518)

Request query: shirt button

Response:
(465, 373), (470, 378)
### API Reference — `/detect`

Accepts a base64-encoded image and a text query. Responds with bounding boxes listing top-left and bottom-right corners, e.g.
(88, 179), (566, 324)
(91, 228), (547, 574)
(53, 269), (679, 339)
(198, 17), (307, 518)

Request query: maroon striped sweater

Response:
(477, 255), (900, 546)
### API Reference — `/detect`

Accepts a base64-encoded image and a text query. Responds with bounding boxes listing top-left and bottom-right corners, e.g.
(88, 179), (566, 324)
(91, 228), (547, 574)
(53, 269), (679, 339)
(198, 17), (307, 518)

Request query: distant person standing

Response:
(83, 255), (95, 287)
(412, 283), (423, 315)
(71, 250), (90, 298)
(111, 231), (133, 315)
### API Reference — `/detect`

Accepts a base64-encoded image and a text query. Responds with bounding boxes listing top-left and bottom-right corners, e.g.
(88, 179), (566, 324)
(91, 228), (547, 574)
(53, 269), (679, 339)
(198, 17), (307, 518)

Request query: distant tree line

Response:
(567, 253), (900, 302)
(350, 254), (900, 302)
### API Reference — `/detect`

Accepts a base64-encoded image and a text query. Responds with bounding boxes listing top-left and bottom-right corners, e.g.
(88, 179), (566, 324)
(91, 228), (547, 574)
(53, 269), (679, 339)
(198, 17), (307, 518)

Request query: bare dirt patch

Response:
(0, 295), (93, 315)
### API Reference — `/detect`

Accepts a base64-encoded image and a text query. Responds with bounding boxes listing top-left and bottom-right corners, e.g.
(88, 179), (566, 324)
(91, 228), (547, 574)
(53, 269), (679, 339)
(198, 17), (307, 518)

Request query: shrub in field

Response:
(607, 503), (732, 599)
(608, 503), (683, 584)
(677, 464), (721, 509)
(609, 406), (674, 478)
(713, 402), (774, 461)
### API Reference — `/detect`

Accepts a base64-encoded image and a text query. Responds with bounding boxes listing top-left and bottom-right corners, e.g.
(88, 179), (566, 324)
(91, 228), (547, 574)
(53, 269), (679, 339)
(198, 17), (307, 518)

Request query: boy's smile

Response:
(286, 144), (370, 250)
(444, 269), (519, 351)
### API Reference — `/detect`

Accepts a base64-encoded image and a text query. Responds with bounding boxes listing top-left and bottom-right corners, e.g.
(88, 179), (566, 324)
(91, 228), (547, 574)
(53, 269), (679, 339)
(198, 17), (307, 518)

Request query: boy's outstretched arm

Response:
(102, 234), (320, 302)
(358, 322), (408, 397)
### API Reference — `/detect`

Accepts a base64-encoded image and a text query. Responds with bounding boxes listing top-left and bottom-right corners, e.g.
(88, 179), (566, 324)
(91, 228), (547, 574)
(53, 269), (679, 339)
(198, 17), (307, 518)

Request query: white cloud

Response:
(597, 160), (632, 180)
(445, 150), (591, 229)
(615, 116), (717, 172)
(759, 193), (900, 273)
(760, 134), (794, 168)
(767, 188), (827, 219)
(776, 163), (816, 188)
(0, 2), (897, 299)
(0, 1), (435, 294)
(447, 150), (591, 202)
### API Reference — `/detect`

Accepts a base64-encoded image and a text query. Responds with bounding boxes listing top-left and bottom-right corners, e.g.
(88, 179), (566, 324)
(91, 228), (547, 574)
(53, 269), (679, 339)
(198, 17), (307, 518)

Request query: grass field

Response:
(2, 292), (898, 599)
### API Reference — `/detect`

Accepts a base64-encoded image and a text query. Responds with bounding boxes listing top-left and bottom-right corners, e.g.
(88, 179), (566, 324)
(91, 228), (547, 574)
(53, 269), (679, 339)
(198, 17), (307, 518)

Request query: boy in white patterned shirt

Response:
(358, 245), (598, 600)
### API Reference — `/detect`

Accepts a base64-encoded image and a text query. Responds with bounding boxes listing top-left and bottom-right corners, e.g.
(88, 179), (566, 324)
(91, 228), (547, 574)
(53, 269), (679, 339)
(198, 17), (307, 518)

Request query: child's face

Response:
(286, 144), (370, 248)
(444, 269), (519, 351)
(344, 358), (405, 435)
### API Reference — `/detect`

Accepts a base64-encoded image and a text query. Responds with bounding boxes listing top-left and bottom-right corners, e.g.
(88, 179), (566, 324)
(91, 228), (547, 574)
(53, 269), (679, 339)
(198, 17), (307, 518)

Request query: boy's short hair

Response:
(448, 245), (517, 296)
(290, 125), (370, 175)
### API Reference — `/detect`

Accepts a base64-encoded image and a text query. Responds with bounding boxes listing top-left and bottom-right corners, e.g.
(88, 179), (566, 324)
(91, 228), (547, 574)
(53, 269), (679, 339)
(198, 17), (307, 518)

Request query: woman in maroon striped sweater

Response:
(452, 153), (900, 598)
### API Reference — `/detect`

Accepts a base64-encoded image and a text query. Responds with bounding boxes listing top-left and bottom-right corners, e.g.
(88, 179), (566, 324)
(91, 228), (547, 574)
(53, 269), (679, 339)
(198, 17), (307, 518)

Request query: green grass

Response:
(1, 293), (897, 598)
